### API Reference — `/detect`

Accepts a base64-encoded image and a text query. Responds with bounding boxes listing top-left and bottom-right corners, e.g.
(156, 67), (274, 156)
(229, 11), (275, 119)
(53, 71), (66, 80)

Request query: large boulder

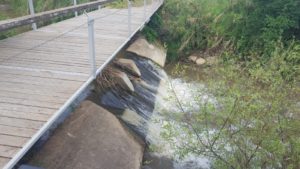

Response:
(127, 38), (166, 67)
(28, 101), (144, 169)
(95, 67), (134, 93)
(114, 58), (141, 77)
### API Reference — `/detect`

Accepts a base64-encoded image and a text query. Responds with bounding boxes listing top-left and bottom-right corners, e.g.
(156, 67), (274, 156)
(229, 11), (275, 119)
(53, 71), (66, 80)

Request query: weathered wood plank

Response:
(0, 63), (89, 75)
(0, 135), (28, 147)
(0, 90), (67, 104)
(0, 146), (20, 158)
(0, 125), (37, 138)
(0, 97), (62, 110)
(0, 74), (84, 88)
(0, 66), (88, 82)
(0, 103), (55, 115)
(0, 110), (50, 122)
(0, 88), (71, 100)
(0, 117), (44, 130)
(0, 81), (79, 95)
(0, 157), (10, 169)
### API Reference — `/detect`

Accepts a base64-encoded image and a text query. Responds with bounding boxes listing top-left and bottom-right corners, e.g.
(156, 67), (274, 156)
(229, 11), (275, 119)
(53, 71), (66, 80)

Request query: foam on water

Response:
(99, 56), (217, 169)
(144, 78), (218, 168)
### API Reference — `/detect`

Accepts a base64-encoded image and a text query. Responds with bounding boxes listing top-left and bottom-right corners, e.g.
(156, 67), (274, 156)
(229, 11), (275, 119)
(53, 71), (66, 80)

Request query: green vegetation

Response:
(164, 60), (299, 169)
(145, 0), (300, 74)
(143, 0), (300, 168)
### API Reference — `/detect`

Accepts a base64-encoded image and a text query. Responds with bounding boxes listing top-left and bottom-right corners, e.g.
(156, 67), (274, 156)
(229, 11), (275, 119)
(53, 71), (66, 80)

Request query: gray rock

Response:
(114, 58), (141, 77)
(28, 101), (144, 169)
(120, 109), (144, 126)
(196, 57), (206, 65)
(188, 55), (198, 62)
(127, 37), (166, 67)
(114, 71), (135, 92)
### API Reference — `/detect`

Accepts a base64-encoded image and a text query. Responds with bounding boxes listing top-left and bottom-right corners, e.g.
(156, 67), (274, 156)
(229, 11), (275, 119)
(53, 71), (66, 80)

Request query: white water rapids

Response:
(100, 56), (218, 169)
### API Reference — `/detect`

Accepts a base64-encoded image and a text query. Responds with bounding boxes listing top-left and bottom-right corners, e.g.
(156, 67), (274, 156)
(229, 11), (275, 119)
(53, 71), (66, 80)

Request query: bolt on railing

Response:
(28, 0), (37, 30)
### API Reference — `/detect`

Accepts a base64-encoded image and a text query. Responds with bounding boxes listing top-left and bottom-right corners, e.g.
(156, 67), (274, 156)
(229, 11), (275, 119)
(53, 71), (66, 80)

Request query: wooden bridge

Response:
(0, 0), (163, 168)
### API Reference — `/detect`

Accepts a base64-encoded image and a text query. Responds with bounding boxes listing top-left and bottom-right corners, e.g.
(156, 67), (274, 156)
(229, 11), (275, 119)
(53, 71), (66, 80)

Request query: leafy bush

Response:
(225, 0), (300, 59)
(147, 1), (300, 168)
(163, 61), (300, 169)
(143, 0), (299, 80)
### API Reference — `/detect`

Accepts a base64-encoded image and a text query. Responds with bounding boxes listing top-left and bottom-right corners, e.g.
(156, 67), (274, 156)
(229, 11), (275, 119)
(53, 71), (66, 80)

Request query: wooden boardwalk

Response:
(0, 1), (162, 168)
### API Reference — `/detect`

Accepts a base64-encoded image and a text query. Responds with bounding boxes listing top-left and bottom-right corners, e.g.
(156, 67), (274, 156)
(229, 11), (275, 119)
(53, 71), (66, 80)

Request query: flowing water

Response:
(99, 55), (216, 169)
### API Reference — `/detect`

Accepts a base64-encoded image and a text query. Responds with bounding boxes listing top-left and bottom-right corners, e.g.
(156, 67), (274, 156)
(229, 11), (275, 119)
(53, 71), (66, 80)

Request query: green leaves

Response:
(154, 0), (299, 168)
(162, 59), (299, 168)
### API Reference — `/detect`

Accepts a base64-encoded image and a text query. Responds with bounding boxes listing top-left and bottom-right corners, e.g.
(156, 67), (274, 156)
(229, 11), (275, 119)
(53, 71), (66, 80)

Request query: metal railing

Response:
(19, 0), (164, 79)
(27, 0), (37, 30)
(83, 0), (163, 79)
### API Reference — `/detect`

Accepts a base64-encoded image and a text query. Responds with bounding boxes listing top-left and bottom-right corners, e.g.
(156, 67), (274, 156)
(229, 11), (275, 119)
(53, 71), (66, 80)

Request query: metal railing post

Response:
(143, 0), (147, 20)
(28, 0), (37, 30)
(87, 17), (97, 78)
(73, 0), (78, 17)
(127, 0), (132, 37)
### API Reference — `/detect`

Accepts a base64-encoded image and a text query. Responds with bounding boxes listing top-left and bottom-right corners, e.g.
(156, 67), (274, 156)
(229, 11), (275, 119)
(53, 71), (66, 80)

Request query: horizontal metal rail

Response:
(0, 0), (117, 32)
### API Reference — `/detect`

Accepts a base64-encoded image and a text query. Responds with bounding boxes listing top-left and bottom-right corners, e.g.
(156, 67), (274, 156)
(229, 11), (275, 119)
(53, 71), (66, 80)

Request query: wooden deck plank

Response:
(0, 82), (79, 95)
(0, 135), (28, 147)
(0, 67), (88, 82)
(0, 103), (56, 115)
(0, 88), (71, 100)
(0, 146), (20, 158)
(0, 110), (50, 122)
(0, 90), (67, 104)
(0, 74), (84, 88)
(0, 63), (89, 75)
(0, 97), (62, 109)
(0, 117), (44, 130)
(0, 157), (10, 169)
(0, 125), (37, 138)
